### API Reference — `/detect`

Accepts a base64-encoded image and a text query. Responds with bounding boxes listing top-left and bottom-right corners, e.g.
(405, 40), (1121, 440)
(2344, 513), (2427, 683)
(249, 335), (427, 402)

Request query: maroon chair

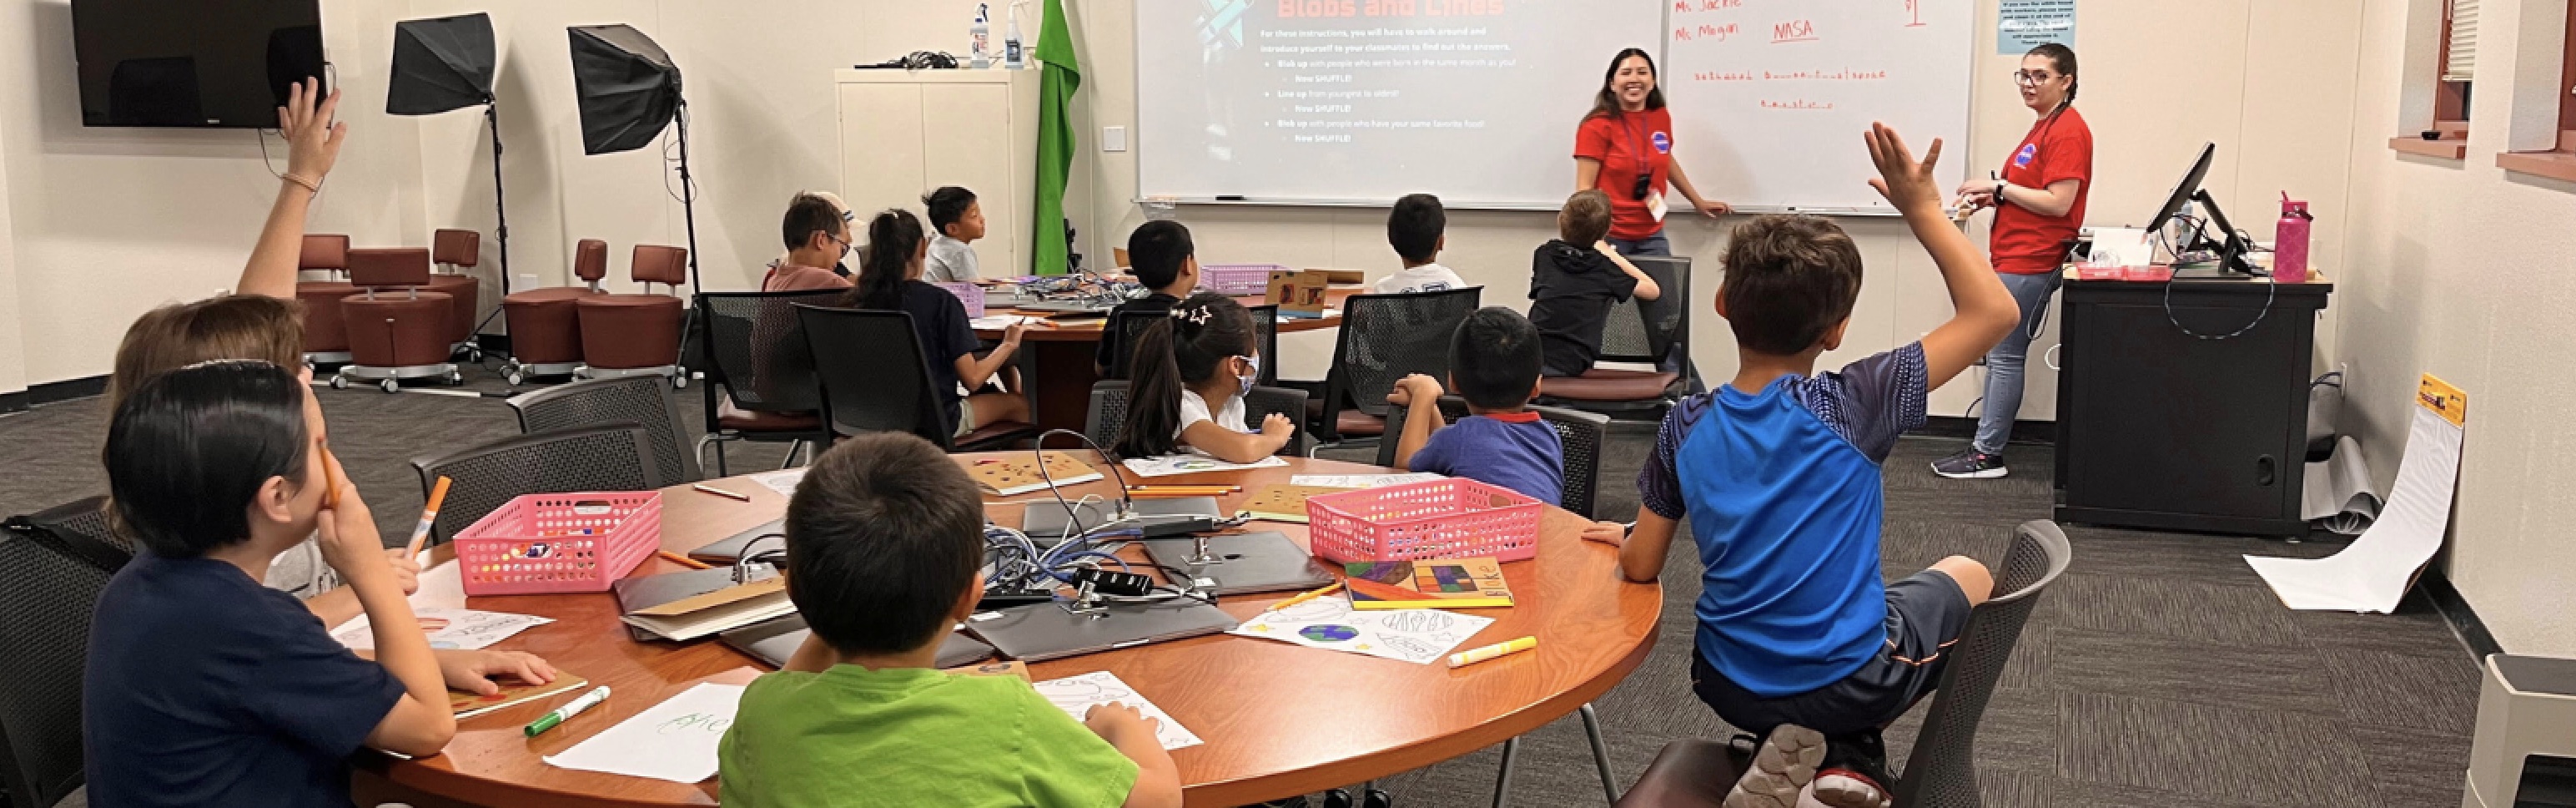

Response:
(294, 234), (355, 366)
(498, 239), (606, 385)
(574, 244), (687, 389)
(429, 229), (485, 362)
(331, 248), (461, 393)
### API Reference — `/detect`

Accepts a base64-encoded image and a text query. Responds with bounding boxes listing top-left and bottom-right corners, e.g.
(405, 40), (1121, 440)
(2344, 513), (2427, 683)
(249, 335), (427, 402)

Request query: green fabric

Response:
(1032, 0), (1081, 275)
(718, 665), (1139, 808)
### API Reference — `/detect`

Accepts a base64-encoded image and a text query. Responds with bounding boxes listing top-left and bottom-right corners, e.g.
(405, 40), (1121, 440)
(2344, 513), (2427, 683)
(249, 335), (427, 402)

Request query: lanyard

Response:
(1622, 112), (1653, 179)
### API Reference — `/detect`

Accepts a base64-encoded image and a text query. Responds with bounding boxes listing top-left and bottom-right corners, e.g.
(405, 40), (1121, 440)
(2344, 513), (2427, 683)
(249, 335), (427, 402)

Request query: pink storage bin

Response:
(1199, 263), (1290, 295)
(1305, 479), (1543, 563)
(450, 492), (662, 595)
(932, 281), (987, 317)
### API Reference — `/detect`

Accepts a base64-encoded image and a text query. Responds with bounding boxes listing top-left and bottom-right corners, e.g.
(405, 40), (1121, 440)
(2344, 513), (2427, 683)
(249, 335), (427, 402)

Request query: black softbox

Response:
(568, 24), (681, 155)
(386, 13), (494, 114)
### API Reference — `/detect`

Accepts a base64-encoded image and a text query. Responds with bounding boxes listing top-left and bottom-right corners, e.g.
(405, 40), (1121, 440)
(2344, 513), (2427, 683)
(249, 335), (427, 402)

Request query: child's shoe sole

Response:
(1812, 769), (1893, 808)
(1721, 724), (1826, 808)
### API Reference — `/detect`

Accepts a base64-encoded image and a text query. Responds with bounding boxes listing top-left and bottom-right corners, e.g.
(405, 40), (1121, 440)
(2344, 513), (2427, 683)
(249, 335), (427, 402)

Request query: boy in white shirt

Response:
(923, 186), (984, 283)
(1375, 193), (1470, 294)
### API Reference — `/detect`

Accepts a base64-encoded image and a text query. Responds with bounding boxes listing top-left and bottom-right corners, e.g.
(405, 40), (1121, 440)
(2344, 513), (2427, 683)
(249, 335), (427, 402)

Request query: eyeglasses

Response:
(2013, 70), (2059, 86)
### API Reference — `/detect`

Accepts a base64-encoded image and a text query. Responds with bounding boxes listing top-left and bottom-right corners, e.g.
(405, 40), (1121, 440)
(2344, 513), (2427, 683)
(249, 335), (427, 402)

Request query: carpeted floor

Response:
(0, 366), (2479, 807)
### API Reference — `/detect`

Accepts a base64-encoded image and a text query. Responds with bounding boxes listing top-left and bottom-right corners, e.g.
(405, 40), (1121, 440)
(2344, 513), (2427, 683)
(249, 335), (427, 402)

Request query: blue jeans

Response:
(1975, 271), (2064, 454)
(1608, 230), (1671, 257)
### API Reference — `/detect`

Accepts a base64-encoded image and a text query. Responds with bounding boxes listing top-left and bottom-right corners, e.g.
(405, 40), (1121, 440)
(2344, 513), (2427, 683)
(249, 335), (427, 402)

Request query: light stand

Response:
(674, 103), (702, 292)
(387, 13), (510, 294)
(568, 23), (697, 295)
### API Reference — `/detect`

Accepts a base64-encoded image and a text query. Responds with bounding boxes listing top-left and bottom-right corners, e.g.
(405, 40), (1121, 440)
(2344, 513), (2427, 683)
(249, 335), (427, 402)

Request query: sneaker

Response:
(1813, 730), (1895, 808)
(1931, 447), (2009, 479)
(1723, 724), (1826, 808)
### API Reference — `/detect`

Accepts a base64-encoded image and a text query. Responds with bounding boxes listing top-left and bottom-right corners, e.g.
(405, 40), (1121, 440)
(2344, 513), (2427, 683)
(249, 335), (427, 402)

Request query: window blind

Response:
(2443, 0), (2479, 82)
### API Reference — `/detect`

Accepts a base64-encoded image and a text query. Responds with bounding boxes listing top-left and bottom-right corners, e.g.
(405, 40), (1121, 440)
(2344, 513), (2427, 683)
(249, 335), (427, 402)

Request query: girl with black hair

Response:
(86, 361), (465, 806)
(1114, 293), (1295, 462)
(844, 209), (1029, 439)
(1572, 48), (1730, 259)
(1935, 43), (2093, 482)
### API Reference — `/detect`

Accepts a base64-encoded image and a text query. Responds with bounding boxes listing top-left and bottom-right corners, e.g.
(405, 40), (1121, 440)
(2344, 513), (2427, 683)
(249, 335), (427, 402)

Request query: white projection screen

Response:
(1136, 0), (1668, 210)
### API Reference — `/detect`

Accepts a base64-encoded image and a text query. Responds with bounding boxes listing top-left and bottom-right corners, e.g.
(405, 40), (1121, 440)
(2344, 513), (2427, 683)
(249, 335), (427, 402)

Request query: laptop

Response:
(965, 598), (1238, 663)
(720, 614), (997, 669)
(1141, 532), (1336, 596)
(687, 518), (786, 564)
(1019, 497), (1225, 544)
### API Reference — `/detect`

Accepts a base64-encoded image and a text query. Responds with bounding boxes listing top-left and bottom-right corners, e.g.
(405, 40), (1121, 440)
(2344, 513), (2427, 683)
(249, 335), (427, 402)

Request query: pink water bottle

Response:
(2275, 193), (2312, 283)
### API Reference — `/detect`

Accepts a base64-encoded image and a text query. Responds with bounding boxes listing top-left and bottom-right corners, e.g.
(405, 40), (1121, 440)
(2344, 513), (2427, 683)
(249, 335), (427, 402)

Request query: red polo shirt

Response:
(1990, 106), (2093, 275)
(1574, 107), (1675, 242)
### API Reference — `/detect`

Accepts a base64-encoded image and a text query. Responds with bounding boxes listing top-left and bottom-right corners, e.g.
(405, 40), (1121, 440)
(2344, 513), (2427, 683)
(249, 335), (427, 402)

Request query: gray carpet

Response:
(0, 366), (2479, 807)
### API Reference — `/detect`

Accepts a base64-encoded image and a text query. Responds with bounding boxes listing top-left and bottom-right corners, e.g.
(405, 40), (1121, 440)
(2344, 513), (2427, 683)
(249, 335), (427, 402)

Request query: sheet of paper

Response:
(1229, 595), (1497, 665)
(748, 469), (806, 498)
(1290, 472), (1444, 489)
(410, 560), (467, 611)
(1120, 454), (1289, 478)
(1031, 672), (1202, 750)
(2247, 379), (2466, 613)
(542, 682), (745, 784)
(970, 315), (1050, 330)
(335, 607), (551, 651)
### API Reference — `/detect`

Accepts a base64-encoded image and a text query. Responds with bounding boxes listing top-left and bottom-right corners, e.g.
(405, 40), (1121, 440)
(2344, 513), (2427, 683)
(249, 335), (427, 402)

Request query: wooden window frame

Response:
(2394, 0), (2475, 159)
(2496, 0), (2576, 182)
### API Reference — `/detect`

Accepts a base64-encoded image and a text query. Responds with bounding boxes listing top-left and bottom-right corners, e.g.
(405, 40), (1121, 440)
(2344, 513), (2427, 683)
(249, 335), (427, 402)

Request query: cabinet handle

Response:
(2256, 455), (2277, 487)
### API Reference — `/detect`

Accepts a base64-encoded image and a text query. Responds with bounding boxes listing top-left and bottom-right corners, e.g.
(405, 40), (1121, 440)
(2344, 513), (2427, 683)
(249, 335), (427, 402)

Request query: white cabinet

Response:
(835, 68), (1040, 277)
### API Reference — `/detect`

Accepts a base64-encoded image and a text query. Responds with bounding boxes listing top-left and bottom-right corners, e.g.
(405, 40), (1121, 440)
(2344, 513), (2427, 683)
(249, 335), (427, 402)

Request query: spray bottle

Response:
(2275, 192), (2312, 283)
(1004, 1), (1027, 69)
(969, 3), (992, 68)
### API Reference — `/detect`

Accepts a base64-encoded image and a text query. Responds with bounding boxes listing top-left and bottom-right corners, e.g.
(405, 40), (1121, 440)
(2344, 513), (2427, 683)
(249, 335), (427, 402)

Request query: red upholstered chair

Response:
(574, 244), (687, 389)
(294, 234), (355, 366)
(331, 247), (462, 393)
(498, 238), (607, 385)
(429, 229), (485, 362)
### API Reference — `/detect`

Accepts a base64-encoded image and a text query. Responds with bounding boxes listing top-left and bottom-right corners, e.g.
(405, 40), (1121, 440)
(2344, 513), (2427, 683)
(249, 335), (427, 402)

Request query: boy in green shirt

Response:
(718, 433), (1182, 808)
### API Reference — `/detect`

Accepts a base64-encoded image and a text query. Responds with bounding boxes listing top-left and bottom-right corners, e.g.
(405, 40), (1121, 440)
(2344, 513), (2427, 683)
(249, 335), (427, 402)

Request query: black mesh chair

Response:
(1614, 520), (2072, 808)
(793, 305), (1040, 452)
(1542, 255), (1692, 413)
(1376, 400), (1610, 518)
(1312, 287), (1483, 447)
(1084, 380), (1310, 457)
(506, 376), (701, 489)
(410, 426), (662, 546)
(1103, 304), (1278, 384)
(693, 290), (845, 475)
(1, 497), (124, 808)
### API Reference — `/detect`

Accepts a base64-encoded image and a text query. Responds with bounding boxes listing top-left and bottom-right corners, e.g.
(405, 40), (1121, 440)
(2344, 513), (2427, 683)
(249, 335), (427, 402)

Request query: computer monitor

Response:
(2146, 142), (2261, 275)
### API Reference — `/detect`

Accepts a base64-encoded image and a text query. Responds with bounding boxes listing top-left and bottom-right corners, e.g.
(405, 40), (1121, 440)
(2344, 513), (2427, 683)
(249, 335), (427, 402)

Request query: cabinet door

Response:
(2061, 292), (2305, 522)
(919, 83), (1019, 276)
(838, 83), (926, 223)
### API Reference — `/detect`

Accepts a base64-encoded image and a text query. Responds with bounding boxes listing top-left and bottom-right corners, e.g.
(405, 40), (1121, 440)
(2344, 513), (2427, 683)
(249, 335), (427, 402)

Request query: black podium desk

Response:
(2052, 270), (2333, 537)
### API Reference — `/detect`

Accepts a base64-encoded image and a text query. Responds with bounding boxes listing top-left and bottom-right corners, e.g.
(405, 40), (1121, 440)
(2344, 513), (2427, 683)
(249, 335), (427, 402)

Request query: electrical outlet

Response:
(1103, 125), (1128, 152)
(518, 274), (540, 290)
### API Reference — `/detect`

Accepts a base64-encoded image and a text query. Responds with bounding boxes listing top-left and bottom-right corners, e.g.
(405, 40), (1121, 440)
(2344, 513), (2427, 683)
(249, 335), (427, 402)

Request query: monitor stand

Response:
(2175, 189), (2265, 278)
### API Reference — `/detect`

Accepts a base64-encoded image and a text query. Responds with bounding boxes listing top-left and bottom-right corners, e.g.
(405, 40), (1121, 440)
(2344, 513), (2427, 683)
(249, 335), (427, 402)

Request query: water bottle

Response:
(969, 4), (992, 68)
(2275, 194), (2312, 283)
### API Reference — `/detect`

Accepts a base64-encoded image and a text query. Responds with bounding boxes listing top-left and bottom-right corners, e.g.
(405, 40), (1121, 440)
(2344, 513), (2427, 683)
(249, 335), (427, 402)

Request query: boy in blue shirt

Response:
(1606, 125), (2020, 808)
(1386, 307), (1565, 507)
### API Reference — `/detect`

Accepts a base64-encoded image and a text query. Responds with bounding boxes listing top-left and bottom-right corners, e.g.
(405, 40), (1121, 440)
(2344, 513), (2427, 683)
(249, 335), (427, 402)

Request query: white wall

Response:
(2337, 0), (2576, 656)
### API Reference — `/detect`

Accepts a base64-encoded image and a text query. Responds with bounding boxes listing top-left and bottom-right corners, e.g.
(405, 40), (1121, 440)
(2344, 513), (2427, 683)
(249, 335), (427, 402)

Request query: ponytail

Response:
(1114, 293), (1257, 459)
(848, 209), (923, 311)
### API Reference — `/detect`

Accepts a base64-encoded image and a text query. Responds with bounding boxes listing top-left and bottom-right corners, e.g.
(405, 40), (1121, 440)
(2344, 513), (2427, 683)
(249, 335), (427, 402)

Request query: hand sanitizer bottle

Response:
(969, 4), (992, 68)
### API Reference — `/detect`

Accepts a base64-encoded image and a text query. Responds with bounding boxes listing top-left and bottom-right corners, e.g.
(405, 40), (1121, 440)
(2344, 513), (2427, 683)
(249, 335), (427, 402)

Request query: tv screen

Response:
(70, 0), (326, 128)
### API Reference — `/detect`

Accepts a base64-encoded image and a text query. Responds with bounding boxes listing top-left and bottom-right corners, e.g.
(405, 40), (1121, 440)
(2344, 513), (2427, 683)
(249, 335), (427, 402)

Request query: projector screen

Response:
(1137, 0), (1667, 209)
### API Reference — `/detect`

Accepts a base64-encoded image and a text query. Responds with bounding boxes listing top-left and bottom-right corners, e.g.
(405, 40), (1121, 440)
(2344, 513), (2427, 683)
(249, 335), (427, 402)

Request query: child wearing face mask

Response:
(1112, 293), (1296, 463)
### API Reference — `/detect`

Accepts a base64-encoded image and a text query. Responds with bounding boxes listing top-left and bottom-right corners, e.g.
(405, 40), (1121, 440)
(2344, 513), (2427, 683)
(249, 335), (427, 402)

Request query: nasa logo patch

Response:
(2014, 143), (2039, 168)
(1652, 131), (1673, 154)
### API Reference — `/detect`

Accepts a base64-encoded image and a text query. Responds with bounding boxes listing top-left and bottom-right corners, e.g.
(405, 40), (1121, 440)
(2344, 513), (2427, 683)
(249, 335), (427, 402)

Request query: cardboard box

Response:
(1302, 269), (1366, 285)
(1267, 270), (1334, 318)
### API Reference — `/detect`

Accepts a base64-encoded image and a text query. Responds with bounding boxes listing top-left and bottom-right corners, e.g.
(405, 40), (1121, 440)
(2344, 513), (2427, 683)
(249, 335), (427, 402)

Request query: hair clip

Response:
(1168, 306), (1213, 326)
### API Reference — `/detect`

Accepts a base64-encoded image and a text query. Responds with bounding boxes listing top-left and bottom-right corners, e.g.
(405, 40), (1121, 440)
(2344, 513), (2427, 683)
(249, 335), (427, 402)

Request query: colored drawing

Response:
(1378, 611), (1456, 634)
(1299, 624), (1360, 643)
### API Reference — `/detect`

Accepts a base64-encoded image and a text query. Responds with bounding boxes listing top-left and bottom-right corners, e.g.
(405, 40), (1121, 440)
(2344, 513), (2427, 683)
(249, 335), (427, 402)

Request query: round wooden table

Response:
(360, 456), (1661, 808)
(974, 290), (1360, 435)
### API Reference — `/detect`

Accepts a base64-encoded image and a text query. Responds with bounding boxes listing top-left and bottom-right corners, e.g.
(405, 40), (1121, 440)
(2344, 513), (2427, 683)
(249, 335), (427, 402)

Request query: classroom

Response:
(0, 0), (2570, 806)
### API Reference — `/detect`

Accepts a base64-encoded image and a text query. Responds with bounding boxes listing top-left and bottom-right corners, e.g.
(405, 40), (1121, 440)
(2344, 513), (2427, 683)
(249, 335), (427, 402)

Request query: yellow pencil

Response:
(1268, 581), (1342, 612)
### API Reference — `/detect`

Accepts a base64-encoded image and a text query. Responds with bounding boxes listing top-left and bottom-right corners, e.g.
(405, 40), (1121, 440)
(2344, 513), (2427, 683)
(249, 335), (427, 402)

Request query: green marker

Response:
(525, 686), (611, 737)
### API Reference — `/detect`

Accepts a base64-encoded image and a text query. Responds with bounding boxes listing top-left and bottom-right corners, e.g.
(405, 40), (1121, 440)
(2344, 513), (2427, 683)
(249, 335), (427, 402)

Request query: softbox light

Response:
(568, 24), (681, 155)
(386, 13), (494, 114)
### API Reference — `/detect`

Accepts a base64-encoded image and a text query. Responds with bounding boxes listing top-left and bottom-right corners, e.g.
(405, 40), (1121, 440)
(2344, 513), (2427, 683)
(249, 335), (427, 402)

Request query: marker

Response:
(657, 550), (713, 570)
(1267, 582), (1342, 612)
(524, 686), (611, 737)
(405, 476), (451, 560)
(319, 447), (343, 509)
(1447, 636), (1538, 669)
(691, 483), (751, 502)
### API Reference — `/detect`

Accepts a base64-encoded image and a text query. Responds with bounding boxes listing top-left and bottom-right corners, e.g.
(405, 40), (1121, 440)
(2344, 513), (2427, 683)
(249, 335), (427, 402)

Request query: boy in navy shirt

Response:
(1386, 308), (1565, 506)
(1606, 125), (2021, 808)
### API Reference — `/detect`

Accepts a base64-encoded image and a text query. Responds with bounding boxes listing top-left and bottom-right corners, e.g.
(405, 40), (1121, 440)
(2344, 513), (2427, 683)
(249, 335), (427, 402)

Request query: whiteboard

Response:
(1135, 0), (1668, 209)
(1132, 0), (1973, 212)
(1660, 0), (1975, 213)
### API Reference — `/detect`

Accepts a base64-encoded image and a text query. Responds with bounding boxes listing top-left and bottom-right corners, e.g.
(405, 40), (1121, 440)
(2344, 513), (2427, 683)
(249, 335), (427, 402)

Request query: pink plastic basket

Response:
(450, 492), (662, 596)
(1305, 479), (1543, 564)
(1199, 263), (1290, 295)
(932, 281), (986, 317)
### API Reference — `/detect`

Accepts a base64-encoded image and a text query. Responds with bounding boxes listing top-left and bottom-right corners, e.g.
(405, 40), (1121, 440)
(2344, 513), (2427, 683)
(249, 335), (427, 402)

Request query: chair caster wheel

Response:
(506, 370), (526, 386)
(1363, 788), (1391, 808)
(330, 376), (348, 390)
(380, 379), (401, 394)
(672, 375), (688, 390)
(445, 371), (465, 385)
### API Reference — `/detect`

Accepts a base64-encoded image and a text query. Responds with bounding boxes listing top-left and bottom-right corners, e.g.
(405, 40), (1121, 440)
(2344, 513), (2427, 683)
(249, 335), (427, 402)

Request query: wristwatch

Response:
(1994, 179), (2008, 201)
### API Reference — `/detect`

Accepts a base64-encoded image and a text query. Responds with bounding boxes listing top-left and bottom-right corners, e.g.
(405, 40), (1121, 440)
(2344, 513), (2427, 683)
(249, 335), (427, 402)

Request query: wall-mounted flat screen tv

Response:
(70, 0), (326, 128)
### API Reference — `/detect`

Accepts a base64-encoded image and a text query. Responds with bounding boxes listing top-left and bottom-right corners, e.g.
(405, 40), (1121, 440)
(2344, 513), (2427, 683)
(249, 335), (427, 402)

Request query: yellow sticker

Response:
(2417, 374), (2468, 428)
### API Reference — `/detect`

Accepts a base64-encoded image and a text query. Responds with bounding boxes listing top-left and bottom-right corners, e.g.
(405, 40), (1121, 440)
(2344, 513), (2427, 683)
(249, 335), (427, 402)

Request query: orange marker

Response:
(404, 476), (450, 560)
(657, 550), (713, 570)
(319, 447), (343, 510)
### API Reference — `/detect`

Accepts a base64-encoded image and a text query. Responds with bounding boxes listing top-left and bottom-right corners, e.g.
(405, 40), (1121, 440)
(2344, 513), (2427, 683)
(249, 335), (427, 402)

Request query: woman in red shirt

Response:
(1934, 43), (2091, 480)
(1573, 48), (1729, 258)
